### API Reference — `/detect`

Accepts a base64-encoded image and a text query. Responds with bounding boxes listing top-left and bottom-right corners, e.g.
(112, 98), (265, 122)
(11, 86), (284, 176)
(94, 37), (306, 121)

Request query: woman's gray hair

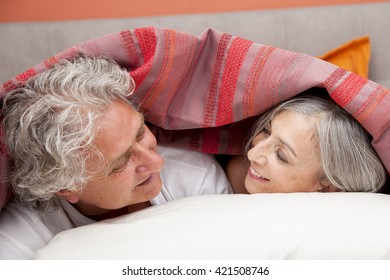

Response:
(246, 90), (386, 192)
(2, 55), (136, 211)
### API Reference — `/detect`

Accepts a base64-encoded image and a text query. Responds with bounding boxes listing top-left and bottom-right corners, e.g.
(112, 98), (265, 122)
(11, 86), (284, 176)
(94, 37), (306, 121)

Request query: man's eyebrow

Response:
(136, 114), (145, 140)
(109, 113), (145, 170)
(278, 136), (297, 157)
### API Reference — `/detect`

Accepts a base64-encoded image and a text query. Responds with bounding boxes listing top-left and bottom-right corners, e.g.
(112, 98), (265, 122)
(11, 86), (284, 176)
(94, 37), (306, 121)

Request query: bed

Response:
(0, 2), (389, 259)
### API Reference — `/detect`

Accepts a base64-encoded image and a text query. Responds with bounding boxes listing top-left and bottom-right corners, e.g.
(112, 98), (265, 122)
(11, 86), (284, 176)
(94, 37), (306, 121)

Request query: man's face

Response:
(64, 100), (163, 217)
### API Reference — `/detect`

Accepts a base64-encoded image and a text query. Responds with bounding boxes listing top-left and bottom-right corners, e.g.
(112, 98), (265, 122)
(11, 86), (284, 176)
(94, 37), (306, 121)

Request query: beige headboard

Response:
(1, 2), (390, 88)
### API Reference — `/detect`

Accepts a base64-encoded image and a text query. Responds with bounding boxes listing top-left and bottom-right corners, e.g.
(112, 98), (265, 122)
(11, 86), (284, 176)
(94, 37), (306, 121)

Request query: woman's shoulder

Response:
(225, 155), (249, 194)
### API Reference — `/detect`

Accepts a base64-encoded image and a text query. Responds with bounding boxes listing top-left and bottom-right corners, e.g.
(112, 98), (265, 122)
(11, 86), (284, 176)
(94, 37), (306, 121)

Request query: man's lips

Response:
(136, 173), (157, 187)
(248, 166), (270, 181)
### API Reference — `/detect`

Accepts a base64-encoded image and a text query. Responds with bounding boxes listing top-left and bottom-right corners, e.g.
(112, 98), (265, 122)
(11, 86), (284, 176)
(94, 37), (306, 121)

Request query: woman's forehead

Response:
(273, 111), (318, 150)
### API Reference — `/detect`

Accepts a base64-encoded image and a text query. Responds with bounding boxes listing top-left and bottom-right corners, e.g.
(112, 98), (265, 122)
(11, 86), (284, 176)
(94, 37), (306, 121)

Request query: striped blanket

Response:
(0, 27), (389, 210)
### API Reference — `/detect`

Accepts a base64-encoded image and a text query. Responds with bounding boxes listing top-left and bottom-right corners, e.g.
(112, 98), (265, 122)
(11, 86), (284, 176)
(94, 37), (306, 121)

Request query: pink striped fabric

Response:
(0, 27), (389, 210)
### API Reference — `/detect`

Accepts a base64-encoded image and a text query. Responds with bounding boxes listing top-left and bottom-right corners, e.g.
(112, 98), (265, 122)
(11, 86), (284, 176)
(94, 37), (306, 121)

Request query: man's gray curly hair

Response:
(1, 55), (136, 211)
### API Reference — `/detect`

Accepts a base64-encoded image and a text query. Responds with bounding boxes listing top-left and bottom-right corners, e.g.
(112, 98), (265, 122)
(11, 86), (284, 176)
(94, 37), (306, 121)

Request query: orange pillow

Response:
(318, 36), (370, 78)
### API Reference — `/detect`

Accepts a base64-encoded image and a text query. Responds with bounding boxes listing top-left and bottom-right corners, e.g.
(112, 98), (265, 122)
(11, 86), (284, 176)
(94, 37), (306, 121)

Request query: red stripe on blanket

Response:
(323, 68), (347, 91)
(0, 128), (6, 155)
(44, 57), (59, 69)
(244, 46), (275, 117)
(216, 37), (252, 126)
(271, 52), (301, 104)
(15, 68), (36, 83)
(201, 128), (220, 154)
(202, 33), (232, 127)
(1, 68), (37, 95)
(141, 29), (176, 111)
(129, 27), (157, 90)
(1, 80), (16, 94)
(189, 133), (201, 150)
(330, 72), (368, 107)
(120, 30), (142, 68)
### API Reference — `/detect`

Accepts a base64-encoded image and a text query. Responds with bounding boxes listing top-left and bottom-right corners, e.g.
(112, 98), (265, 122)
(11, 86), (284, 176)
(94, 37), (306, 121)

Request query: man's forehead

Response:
(94, 101), (144, 153)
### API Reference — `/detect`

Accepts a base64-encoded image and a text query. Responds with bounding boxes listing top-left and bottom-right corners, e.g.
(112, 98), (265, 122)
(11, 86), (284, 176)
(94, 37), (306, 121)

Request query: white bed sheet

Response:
(35, 192), (390, 259)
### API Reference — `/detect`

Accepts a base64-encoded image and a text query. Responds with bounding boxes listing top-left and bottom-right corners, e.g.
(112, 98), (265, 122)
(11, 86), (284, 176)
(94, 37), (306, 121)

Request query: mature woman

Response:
(226, 91), (387, 194)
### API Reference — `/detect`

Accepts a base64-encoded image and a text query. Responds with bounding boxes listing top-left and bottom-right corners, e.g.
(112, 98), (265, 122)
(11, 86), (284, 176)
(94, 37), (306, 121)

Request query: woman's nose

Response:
(247, 141), (269, 165)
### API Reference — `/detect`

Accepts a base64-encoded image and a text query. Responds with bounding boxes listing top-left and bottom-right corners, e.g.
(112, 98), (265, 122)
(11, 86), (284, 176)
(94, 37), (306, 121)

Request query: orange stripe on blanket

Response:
(244, 46), (275, 118)
(355, 86), (388, 127)
(141, 30), (176, 111)
(129, 27), (157, 90)
(203, 33), (232, 127)
(216, 37), (252, 126)
(330, 72), (368, 107)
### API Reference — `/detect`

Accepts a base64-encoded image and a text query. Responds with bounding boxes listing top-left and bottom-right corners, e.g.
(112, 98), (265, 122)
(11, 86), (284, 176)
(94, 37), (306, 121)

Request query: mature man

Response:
(0, 55), (232, 259)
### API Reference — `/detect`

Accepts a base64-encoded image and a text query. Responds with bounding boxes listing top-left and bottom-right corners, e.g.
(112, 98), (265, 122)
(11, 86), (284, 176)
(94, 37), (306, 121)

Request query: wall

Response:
(1, 0), (388, 22)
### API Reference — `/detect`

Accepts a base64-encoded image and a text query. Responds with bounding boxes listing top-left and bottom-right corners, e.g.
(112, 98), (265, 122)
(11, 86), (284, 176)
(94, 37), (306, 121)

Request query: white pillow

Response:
(35, 193), (390, 259)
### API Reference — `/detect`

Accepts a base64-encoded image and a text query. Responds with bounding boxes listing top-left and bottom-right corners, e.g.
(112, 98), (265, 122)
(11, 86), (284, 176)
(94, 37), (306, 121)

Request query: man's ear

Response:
(56, 190), (80, 204)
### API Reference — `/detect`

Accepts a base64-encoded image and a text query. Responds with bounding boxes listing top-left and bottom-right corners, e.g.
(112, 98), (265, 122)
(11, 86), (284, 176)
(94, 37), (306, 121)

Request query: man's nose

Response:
(135, 144), (164, 174)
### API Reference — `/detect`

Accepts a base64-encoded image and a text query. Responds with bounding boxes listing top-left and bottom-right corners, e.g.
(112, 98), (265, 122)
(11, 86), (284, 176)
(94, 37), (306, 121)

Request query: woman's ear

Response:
(56, 190), (80, 204)
(318, 180), (340, 192)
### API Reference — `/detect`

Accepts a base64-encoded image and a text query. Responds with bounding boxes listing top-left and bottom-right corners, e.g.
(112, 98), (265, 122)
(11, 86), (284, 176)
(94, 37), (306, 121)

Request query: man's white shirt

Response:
(0, 146), (232, 259)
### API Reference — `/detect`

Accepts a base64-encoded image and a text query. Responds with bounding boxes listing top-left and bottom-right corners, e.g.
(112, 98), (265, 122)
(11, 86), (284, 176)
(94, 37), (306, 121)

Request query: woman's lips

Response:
(248, 166), (270, 182)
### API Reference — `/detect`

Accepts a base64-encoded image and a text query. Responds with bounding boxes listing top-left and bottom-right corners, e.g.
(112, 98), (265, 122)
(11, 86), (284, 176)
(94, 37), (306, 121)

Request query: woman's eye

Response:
(261, 126), (270, 136)
(276, 149), (289, 164)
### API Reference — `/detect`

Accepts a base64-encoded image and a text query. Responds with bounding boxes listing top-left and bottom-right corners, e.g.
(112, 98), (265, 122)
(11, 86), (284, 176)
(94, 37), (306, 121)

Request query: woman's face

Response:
(245, 110), (325, 193)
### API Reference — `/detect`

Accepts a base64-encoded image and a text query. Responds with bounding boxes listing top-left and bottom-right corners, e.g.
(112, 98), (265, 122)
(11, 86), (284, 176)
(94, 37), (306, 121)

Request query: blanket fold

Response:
(0, 27), (389, 210)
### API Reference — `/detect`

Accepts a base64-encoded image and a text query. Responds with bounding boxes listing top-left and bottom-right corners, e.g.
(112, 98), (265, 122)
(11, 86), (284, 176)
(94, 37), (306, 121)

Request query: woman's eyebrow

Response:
(270, 119), (297, 157)
(278, 136), (297, 157)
